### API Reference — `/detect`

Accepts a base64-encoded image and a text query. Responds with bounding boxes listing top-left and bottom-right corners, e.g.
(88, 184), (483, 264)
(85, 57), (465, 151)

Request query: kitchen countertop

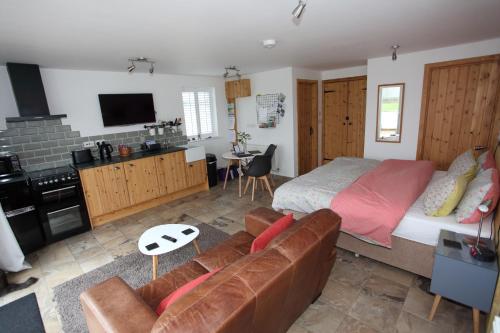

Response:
(72, 146), (187, 170)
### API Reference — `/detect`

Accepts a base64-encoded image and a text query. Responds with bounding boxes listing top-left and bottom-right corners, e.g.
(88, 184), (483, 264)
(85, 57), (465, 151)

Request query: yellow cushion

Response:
(424, 174), (469, 217)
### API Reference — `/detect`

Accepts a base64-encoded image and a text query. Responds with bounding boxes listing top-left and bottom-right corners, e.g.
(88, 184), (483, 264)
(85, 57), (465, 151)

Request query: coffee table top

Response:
(138, 224), (200, 256)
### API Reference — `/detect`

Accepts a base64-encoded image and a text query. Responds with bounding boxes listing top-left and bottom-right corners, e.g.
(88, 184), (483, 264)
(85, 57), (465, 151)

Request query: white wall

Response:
(0, 67), (230, 161)
(364, 37), (500, 160)
(321, 65), (367, 80)
(236, 67), (295, 177)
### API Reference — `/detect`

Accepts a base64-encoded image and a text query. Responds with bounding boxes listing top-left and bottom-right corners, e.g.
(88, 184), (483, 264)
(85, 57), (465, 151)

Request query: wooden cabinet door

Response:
(124, 157), (160, 205)
(346, 78), (366, 158)
(239, 79), (251, 97)
(225, 81), (235, 100)
(186, 159), (207, 188)
(79, 163), (129, 217)
(155, 151), (188, 195)
(323, 82), (348, 160)
(418, 55), (500, 170)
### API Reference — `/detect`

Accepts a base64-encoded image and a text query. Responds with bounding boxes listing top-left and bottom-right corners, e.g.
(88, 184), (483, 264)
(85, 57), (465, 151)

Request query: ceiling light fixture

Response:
(292, 0), (307, 19)
(127, 57), (155, 74)
(223, 66), (241, 79)
(392, 45), (400, 61)
(262, 39), (277, 49)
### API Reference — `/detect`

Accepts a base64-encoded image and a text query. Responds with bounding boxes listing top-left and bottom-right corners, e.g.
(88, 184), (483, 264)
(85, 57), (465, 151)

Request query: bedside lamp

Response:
(470, 201), (496, 262)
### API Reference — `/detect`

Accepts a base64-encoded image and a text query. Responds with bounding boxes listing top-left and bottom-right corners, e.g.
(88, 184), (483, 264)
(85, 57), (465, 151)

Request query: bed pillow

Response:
(456, 168), (500, 224)
(477, 150), (496, 171)
(423, 174), (468, 216)
(447, 150), (477, 181)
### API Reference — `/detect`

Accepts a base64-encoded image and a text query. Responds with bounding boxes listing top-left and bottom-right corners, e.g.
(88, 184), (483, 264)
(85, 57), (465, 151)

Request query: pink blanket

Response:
(331, 159), (434, 248)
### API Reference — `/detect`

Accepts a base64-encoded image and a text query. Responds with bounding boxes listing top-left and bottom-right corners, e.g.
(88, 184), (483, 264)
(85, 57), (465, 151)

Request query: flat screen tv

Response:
(98, 93), (156, 126)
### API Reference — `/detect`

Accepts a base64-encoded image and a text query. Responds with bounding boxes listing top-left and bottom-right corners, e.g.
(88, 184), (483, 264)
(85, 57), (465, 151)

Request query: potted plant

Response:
(237, 131), (251, 153)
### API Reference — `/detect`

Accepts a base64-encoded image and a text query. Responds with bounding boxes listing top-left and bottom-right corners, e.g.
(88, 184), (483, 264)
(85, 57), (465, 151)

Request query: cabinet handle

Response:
(349, 122), (352, 125)
(129, 163), (135, 167)
(160, 157), (164, 161)
(114, 166), (121, 170)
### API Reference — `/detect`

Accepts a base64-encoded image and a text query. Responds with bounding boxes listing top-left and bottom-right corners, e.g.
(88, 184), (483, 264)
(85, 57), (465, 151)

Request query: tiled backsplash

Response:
(0, 119), (188, 172)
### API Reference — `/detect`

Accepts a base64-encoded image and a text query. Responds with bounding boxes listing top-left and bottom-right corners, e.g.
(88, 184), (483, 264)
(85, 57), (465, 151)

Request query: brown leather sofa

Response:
(80, 207), (341, 333)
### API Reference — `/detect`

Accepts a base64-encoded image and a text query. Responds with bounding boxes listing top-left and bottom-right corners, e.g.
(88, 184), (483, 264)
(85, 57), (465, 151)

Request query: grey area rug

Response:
(53, 223), (230, 333)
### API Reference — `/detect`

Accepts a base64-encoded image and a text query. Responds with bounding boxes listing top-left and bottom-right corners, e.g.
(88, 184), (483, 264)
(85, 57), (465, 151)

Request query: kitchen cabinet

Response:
(186, 159), (207, 188)
(80, 163), (130, 217)
(124, 157), (160, 205)
(155, 151), (188, 195)
(225, 79), (251, 99)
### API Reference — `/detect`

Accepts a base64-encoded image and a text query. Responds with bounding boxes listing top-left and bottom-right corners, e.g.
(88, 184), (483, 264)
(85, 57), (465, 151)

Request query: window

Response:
(376, 83), (405, 143)
(182, 89), (217, 138)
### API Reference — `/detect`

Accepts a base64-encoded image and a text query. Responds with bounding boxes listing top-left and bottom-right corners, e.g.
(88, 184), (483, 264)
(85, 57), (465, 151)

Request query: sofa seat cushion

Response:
(137, 261), (209, 309)
(193, 231), (254, 271)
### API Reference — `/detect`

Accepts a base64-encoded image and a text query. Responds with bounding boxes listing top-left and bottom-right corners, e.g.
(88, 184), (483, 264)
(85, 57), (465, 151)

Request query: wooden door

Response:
(297, 79), (319, 175)
(417, 54), (500, 170)
(79, 163), (129, 218)
(323, 81), (348, 161)
(186, 159), (207, 188)
(155, 151), (188, 195)
(124, 157), (160, 205)
(346, 78), (366, 157)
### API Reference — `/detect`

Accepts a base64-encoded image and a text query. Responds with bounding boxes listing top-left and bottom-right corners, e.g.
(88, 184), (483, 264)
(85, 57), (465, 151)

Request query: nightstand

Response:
(428, 230), (498, 333)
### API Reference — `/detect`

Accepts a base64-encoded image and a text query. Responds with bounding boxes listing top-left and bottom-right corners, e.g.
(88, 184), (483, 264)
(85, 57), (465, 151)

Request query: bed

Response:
(272, 157), (494, 278)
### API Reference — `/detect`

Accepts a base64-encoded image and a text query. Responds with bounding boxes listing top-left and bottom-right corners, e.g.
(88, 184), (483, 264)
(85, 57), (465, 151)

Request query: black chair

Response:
(244, 144), (277, 201)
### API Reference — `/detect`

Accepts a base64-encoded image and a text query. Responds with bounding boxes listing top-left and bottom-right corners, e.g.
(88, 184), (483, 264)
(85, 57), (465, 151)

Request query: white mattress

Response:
(392, 171), (492, 246)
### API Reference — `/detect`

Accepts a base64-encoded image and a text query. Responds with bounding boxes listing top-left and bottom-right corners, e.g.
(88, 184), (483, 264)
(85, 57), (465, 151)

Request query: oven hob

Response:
(28, 166), (91, 243)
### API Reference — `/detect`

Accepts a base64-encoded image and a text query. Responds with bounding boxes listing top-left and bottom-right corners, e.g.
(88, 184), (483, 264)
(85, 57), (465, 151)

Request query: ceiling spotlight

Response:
(392, 45), (400, 61)
(262, 39), (277, 49)
(149, 63), (154, 74)
(292, 0), (306, 19)
(127, 62), (136, 72)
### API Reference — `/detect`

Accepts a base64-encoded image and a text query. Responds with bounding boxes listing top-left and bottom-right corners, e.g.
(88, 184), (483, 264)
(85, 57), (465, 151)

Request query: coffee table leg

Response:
(193, 239), (201, 254)
(152, 255), (158, 280)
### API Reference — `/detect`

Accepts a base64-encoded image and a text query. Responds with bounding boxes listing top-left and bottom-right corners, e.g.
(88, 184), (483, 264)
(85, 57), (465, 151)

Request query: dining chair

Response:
(243, 144), (277, 201)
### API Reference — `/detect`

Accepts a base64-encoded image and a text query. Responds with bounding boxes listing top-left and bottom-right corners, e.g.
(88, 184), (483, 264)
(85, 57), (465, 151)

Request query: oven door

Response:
(38, 185), (90, 242)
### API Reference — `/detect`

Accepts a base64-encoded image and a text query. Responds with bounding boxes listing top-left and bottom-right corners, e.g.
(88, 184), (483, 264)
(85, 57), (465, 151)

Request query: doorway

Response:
(297, 79), (319, 175)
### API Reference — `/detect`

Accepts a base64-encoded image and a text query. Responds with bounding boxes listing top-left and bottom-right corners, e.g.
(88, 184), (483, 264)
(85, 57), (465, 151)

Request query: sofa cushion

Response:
(250, 214), (294, 253)
(155, 268), (221, 315)
(137, 261), (208, 309)
(194, 231), (254, 271)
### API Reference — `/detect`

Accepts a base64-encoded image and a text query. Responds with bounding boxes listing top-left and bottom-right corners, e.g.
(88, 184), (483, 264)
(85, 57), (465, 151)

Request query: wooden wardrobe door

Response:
(346, 78), (366, 157)
(297, 80), (318, 175)
(323, 82), (348, 160)
(418, 55), (500, 170)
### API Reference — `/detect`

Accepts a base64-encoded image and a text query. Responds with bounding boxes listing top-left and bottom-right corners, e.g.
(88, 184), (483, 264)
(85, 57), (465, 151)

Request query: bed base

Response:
(283, 209), (435, 278)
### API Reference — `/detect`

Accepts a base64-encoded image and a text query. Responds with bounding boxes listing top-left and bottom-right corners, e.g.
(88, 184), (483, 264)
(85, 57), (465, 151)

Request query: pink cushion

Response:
(250, 213), (294, 253)
(482, 151), (496, 171)
(155, 267), (221, 315)
(457, 168), (500, 224)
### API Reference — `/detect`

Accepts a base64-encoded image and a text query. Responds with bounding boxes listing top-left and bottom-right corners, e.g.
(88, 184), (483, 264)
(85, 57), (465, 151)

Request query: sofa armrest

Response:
(245, 207), (285, 237)
(80, 277), (157, 333)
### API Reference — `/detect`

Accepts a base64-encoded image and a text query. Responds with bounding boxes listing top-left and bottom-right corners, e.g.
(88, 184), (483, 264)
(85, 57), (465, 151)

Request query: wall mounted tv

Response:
(98, 93), (156, 127)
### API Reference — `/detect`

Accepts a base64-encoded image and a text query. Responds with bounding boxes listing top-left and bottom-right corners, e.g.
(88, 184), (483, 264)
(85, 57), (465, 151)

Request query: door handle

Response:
(309, 127), (313, 135)
(349, 122), (352, 125)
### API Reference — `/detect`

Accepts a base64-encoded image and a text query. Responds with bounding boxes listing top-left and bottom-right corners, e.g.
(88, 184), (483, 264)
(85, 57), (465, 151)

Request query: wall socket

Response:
(82, 141), (94, 148)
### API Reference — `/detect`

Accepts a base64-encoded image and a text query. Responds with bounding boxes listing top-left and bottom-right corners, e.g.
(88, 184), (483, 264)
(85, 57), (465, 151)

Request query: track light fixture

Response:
(127, 57), (155, 74)
(292, 0), (307, 19)
(392, 45), (400, 61)
(223, 66), (241, 79)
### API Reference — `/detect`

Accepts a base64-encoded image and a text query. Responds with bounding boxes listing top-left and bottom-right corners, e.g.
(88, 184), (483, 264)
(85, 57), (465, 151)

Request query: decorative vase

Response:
(242, 143), (248, 153)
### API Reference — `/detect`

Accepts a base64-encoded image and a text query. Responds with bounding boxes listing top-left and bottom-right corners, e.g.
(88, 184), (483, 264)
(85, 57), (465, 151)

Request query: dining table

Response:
(221, 151), (261, 197)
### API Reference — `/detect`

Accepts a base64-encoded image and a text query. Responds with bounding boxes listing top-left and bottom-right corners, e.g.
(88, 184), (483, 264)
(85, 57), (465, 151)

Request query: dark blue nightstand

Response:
(428, 230), (498, 333)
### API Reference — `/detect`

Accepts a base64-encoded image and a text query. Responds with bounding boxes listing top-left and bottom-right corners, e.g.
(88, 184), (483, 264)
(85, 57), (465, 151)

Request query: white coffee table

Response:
(138, 224), (201, 280)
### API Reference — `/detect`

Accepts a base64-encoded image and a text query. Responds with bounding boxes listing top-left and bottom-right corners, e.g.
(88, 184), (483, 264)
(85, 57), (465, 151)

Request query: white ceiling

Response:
(1, 0), (500, 76)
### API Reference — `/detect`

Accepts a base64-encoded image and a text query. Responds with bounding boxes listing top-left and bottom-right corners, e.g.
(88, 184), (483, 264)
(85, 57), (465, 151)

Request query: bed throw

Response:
(331, 159), (435, 247)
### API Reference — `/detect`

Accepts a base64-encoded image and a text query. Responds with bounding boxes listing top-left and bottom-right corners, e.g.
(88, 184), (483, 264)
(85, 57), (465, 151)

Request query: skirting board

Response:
(90, 182), (209, 228)
(283, 209), (435, 278)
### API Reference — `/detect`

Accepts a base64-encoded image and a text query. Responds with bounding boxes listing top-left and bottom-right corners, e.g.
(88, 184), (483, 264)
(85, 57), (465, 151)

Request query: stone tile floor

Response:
(1, 175), (482, 332)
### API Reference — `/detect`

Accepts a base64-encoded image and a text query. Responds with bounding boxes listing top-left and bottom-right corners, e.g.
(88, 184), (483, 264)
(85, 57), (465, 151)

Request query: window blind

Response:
(182, 89), (215, 138)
